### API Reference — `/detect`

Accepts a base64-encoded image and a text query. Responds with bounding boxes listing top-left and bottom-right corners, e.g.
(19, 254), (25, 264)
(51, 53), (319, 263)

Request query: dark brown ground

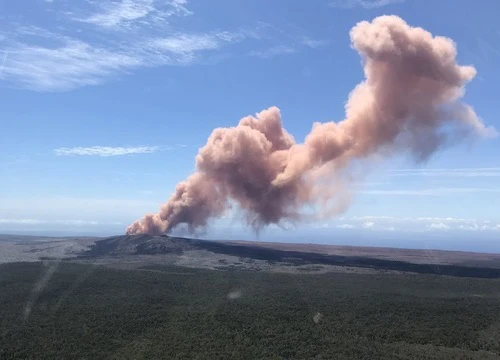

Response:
(2, 234), (500, 277)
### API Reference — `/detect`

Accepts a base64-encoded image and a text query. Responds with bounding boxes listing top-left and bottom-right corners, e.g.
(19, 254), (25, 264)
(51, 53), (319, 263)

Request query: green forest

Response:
(1, 261), (500, 359)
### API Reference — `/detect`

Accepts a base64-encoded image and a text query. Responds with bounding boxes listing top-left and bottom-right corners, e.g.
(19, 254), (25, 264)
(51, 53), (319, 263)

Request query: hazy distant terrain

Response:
(228, 240), (500, 270)
(2, 234), (500, 277)
(0, 234), (97, 264)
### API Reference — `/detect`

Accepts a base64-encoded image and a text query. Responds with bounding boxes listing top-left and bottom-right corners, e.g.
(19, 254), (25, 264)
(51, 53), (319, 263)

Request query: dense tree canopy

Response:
(1, 262), (499, 359)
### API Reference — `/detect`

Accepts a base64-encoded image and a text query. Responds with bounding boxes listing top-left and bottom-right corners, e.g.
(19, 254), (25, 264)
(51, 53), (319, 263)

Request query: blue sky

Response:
(1, 0), (500, 251)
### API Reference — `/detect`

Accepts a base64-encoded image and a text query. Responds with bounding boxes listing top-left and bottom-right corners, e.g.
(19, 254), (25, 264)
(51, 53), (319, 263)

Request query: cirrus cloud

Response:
(54, 146), (160, 157)
(329, 0), (404, 9)
(0, 0), (326, 91)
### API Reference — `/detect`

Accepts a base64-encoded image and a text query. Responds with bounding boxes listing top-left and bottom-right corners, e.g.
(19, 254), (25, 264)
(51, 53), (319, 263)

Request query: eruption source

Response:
(126, 15), (496, 236)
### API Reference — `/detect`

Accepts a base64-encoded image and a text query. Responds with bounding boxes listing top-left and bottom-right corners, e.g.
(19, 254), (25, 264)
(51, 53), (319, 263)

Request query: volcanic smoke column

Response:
(126, 15), (496, 236)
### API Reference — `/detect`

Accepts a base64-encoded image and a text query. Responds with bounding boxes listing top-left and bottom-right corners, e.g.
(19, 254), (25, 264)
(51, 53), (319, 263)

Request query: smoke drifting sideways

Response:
(126, 15), (497, 236)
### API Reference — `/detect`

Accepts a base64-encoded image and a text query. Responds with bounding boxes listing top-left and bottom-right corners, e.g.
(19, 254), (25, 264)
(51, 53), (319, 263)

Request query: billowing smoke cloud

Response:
(126, 15), (496, 236)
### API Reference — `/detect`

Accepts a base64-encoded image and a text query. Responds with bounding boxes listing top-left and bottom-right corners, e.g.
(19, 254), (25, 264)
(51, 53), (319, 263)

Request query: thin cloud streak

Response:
(390, 167), (500, 177)
(77, 0), (156, 29)
(428, 222), (450, 231)
(249, 36), (327, 59)
(2, 31), (242, 91)
(249, 45), (297, 59)
(336, 223), (355, 229)
(0, 0), (238, 91)
(3, 40), (140, 91)
(362, 221), (375, 228)
(0, 1), (324, 91)
(0, 219), (122, 226)
(74, 0), (191, 30)
(54, 146), (160, 157)
(329, 0), (404, 9)
(0, 50), (8, 77)
(348, 216), (500, 231)
(352, 216), (483, 223)
(301, 37), (329, 48)
(324, 216), (500, 233)
(359, 188), (500, 196)
(150, 31), (245, 64)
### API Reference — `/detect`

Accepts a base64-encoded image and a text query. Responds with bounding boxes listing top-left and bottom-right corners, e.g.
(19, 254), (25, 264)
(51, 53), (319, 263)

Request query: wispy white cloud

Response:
(249, 45), (297, 59)
(329, 217), (500, 233)
(390, 167), (500, 178)
(1, 0), (325, 91)
(248, 35), (327, 59)
(150, 31), (243, 63)
(0, 218), (121, 226)
(77, 0), (155, 28)
(352, 216), (394, 221)
(362, 221), (375, 229)
(301, 37), (328, 48)
(416, 217), (478, 224)
(428, 222), (450, 231)
(152, 33), (224, 53)
(3, 28), (247, 91)
(329, 0), (404, 9)
(457, 224), (498, 231)
(319, 219), (401, 232)
(359, 187), (500, 196)
(0, 1), (222, 91)
(0, 196), (159, 224)
(54, 146), (160, 157)
(3, 40), (140, 91)
(347, 216), (500, 232)
(353, 216), (483, 224)
(336, 223), (355, 229)
(0, 51), (8, 77)
(75, 0), (190, 30)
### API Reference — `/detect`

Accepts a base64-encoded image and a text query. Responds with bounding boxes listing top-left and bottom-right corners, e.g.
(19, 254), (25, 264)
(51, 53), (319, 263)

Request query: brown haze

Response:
(126, 15), (496, 236)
